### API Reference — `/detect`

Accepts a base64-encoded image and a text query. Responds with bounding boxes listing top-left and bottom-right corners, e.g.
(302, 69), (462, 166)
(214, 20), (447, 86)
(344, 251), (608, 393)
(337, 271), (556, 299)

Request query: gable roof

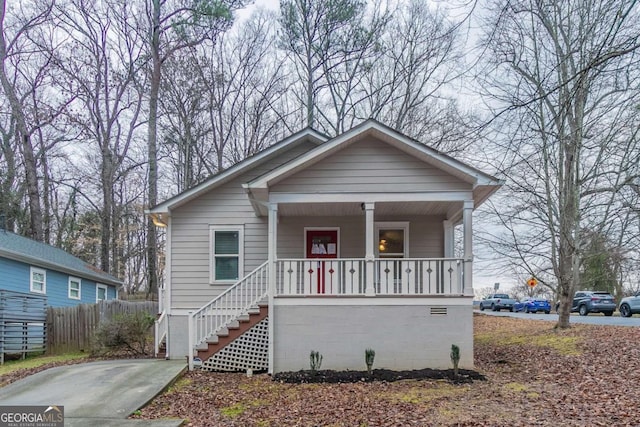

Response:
(0, 231), (123, 287)
(148, 127), (329, 214)
(245, 119), (502, 204)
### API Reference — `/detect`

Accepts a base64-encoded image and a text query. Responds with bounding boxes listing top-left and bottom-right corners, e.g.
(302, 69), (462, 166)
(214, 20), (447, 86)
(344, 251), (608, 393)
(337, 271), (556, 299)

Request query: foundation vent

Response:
(430, 307), (447, 316)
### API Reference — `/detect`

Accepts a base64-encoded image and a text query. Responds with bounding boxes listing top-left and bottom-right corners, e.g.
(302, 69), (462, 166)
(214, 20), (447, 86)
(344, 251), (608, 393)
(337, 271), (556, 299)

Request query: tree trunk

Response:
(0, 0), (44, 241)
(146, 0), (161, 298)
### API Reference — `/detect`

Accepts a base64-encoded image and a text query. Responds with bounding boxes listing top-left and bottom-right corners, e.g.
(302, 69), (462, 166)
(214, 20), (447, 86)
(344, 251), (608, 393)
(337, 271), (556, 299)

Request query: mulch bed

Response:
(273, 368), (485, 384)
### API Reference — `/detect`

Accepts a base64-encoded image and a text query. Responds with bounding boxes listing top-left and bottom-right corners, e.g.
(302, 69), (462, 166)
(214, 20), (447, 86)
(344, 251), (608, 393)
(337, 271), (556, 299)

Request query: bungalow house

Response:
(149, 120), (502, 374)
(0, 230), (121, 306)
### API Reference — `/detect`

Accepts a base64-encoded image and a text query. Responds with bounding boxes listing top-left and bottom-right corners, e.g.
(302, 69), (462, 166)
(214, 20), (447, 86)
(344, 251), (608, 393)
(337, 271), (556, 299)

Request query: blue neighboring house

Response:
(0, 230), (122, 307)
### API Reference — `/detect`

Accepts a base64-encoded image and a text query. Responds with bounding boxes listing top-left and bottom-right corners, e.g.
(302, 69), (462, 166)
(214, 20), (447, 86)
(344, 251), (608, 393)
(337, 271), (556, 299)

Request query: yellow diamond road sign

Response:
(527, 277), (538, 288)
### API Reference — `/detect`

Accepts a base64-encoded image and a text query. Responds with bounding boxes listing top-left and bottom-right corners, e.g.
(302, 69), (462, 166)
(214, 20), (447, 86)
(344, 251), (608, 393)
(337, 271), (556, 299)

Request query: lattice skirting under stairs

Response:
(201, 317), (269, 372)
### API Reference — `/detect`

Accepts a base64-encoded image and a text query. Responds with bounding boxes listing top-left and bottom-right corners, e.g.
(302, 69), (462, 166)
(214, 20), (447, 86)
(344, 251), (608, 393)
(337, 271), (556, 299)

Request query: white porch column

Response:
(268, 203), (278, 373)
(463, 200), (474, 296)
(364, 202), (375, 296)
(443, 219), (454, 258)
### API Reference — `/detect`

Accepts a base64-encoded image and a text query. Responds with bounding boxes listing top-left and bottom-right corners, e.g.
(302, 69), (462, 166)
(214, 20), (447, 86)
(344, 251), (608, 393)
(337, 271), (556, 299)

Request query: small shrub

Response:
(309, 350), (323, 372)
(450, 344), (460, 377)
(365, 348), (375, 374)
(90, 312), (155, 357)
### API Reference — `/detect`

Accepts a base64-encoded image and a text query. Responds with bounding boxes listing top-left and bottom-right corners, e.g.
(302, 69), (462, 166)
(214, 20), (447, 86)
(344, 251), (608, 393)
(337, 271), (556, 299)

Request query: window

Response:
(210, 226), (243, 283)
(30, 267), (46, 294)
(69, 277), (81, 300)
(375, 222), (409, 258)
(96, 284), (108, 302)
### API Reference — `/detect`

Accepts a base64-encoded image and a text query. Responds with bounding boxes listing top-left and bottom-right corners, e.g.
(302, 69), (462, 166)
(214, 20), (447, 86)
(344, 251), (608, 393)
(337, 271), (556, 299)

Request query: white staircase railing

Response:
(188, 261), (269, 370)
(154, 311), (168, 358)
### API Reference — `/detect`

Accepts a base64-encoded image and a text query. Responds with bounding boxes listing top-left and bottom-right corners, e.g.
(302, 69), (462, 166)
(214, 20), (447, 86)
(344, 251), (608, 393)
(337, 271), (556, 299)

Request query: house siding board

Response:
(278, 215), (443, 258)
(273, 302), (473, 372)
(378, 215), (444, 258)
(107, 286), (117, 300)
(278, 216), (364, 258)
(168, 143), (318, 310)
(271, 138), (471, 194)
(0, 231), (122, 287)
(0, 257), (30, 294)
(0, 257), (115, 306)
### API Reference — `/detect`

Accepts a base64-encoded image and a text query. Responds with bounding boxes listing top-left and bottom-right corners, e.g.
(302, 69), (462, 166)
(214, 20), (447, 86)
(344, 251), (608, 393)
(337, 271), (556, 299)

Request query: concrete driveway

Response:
(0, 359), (187, 427)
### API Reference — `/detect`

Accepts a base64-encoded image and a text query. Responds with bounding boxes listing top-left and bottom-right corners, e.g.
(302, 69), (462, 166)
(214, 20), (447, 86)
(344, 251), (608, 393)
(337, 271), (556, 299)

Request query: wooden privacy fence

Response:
(47, 300), (158, 354)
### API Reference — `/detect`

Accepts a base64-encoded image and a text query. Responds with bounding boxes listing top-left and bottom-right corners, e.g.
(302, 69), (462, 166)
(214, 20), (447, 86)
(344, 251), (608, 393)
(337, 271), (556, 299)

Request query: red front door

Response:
(305, 229), (338, 293)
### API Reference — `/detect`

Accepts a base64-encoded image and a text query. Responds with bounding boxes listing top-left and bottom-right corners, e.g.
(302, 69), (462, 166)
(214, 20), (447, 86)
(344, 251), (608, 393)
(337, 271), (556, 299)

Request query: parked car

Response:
(561, 291), (616, 316)
(618, 292), (640, 317)
(479, 294), (516, 312)
(514, 297), (551, 314)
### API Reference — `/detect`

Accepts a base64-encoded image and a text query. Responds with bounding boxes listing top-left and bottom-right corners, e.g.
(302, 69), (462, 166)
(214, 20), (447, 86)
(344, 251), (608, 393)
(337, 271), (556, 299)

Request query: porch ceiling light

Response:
(151, 213), (167, 228)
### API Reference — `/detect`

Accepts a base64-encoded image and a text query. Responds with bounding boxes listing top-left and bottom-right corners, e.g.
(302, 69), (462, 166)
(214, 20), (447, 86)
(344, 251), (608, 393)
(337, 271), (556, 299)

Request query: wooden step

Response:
(196, 304), (269, 361)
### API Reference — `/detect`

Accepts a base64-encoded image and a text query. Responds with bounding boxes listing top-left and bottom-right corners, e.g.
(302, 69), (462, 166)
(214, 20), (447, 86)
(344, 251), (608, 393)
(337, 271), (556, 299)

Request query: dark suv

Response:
(569, 291), (616, 316)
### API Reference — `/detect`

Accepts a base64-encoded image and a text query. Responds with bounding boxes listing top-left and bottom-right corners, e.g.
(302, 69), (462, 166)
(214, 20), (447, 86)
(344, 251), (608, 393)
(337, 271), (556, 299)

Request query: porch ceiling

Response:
(277, 201), (459, 217)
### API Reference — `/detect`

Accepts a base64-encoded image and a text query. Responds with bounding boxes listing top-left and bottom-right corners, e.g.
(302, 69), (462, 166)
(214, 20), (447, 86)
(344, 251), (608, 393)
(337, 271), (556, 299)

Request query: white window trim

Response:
(375, 221), (410, 258)
(96, 284), (108, 302)
(30, 267), (46, 294)
(209, 225), (244, 284)
(68, 276), (82, 300)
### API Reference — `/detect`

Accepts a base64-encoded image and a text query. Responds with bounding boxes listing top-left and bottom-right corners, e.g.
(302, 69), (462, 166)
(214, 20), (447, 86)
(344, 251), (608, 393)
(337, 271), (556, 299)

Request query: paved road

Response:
(477, 309), (640, 327)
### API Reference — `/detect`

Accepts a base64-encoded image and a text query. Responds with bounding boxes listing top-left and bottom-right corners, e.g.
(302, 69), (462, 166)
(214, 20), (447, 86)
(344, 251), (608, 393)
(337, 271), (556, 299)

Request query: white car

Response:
(619, 292), (640, 317)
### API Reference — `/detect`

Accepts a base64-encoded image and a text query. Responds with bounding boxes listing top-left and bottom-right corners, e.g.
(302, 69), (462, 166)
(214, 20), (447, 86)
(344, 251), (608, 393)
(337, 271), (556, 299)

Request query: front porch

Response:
(186, 253), (472, 372)
(186, 194), (479, 372)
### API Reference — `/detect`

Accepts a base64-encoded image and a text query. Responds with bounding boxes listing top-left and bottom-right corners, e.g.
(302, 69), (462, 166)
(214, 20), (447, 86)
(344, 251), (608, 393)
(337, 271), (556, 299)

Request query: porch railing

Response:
(188, 261), (269, 370)
(275, 258), (464, 296)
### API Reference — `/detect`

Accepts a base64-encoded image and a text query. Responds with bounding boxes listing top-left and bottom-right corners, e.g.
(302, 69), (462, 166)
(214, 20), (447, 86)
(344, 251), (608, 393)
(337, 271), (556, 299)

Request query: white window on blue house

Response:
(96, 284), (108, 302)
(30, 267), (46, 294)
(209, 226), (243, 284)
(69, 277), (81, 300)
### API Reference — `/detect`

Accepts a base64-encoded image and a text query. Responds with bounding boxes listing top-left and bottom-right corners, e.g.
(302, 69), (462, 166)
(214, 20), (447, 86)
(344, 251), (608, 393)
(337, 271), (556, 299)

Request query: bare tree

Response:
(159, 53), (210, 192)
(141, 0), (245, 296)
(357, 0), (470, 152)
(0, 0), (55, 240)
(0, 99), (20, 231)
(478, 0), (640, 328)
(159, 9), (293, 193)
(54, 0), (146, 273)
(279, 0), (384, 133)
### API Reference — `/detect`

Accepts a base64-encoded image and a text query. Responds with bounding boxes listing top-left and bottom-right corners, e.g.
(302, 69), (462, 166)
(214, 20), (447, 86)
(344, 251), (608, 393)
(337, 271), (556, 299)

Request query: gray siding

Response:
(169, 137), (456, 310)
(278, 216), (364, 258)
(278, 215), (444, 259)
(273, 301), (474, 372)
(169, 141), (317, 310)
(272, 137), (471, 194)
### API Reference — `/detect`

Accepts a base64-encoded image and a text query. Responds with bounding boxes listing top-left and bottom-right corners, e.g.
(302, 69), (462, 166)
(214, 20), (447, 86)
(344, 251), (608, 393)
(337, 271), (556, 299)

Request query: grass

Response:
(476, 333), (581, 355)
(474, 315), (583, 355)
(387, 382), (466, 404)
(0, 352), (89, 376)
(220, 403), (248, 418)
(164, 376), (193, 393)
